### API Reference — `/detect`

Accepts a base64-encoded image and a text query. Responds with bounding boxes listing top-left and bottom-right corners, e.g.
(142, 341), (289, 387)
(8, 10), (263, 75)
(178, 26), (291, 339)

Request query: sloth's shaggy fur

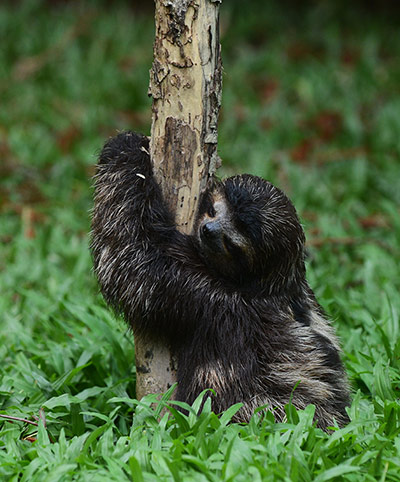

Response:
(91, 131), (350, 430)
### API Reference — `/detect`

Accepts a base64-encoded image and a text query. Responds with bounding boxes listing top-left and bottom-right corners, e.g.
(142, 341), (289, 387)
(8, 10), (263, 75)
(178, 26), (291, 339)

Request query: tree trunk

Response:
(134, 0), (222, 400)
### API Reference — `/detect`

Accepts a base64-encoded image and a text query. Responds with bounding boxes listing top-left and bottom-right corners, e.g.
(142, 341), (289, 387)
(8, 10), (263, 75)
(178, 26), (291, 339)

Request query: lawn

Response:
(1, 0), (400, 480)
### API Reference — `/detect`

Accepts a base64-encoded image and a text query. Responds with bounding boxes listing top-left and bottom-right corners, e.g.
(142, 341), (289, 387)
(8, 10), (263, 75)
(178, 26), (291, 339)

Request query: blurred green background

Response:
(1, 0), (400, 479)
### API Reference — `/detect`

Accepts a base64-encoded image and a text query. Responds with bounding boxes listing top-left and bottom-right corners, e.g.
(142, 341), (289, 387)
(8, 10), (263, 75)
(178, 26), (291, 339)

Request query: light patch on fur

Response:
(194, 359), (230, 394)
(309, 308), (341, 351)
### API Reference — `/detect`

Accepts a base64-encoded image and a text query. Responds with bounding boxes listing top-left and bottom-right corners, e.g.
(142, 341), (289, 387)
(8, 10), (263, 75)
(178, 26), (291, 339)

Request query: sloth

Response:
(91, 131), (350, 430)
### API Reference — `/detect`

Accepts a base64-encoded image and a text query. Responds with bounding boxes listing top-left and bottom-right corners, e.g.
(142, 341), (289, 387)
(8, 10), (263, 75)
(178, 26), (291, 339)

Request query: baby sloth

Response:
(91, 131), (350, 430)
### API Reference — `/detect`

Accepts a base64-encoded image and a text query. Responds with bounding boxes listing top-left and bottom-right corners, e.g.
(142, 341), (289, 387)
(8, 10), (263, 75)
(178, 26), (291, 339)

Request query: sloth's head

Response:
(196, 175), (306, 292)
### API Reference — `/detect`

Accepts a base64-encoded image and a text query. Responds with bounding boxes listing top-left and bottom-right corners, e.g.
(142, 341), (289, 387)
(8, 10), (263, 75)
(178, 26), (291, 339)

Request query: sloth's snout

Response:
(201, 221), (222, 239)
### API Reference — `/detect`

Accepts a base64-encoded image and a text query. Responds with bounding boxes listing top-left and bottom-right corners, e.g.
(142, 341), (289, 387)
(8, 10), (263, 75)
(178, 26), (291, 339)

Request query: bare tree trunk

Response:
(134, 0), (222, 400)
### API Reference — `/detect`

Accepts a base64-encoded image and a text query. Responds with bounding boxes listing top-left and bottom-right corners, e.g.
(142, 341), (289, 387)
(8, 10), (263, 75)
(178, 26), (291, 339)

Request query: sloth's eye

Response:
(208, 205), (216, 218)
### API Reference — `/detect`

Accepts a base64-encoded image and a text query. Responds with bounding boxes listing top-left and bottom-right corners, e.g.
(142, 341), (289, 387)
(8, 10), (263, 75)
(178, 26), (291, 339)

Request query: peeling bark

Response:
(134, 0), (222, 400)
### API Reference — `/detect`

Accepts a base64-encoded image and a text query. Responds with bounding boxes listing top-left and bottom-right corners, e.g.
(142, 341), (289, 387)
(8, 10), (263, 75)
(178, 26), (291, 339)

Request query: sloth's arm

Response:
(90, 131), (220, 342)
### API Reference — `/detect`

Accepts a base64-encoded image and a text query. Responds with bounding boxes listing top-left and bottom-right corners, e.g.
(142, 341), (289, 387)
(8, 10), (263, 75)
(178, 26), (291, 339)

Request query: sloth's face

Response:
(197, 190), (255, 281)
(196, 175), (306, 288)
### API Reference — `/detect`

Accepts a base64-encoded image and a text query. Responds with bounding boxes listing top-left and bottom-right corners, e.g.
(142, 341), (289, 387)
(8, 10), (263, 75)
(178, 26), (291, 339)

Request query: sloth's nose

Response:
(201, 221), (221, 238)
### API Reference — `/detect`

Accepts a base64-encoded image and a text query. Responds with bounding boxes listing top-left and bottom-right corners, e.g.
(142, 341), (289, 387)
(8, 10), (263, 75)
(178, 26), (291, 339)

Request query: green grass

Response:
(1, 0), (400, 480)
